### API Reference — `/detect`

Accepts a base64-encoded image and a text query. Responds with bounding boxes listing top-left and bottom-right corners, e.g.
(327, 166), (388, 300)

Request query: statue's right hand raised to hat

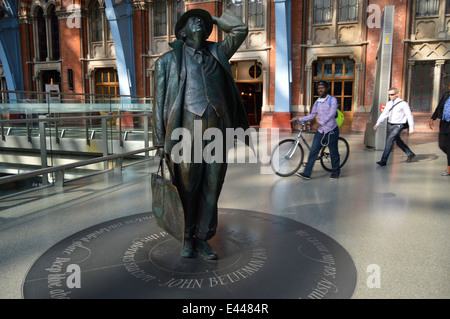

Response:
(212, 10), (248, 59)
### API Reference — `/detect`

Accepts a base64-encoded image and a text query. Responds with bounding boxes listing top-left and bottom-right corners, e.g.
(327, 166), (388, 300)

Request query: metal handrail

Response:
(0, 89), (151, 100)
(1, 110), (152, 145)
(0, 109), (155, 189)
(0, 112), (152, 124)
(0, 146), (157, 186)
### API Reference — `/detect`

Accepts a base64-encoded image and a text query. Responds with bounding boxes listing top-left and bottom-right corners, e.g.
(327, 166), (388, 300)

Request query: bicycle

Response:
(270, 121), (350, 177)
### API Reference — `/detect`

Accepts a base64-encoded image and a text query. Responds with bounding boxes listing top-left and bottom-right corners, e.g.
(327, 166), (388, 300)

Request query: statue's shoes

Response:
(180, 238), (195, 258)
(195, 239), (218, 260)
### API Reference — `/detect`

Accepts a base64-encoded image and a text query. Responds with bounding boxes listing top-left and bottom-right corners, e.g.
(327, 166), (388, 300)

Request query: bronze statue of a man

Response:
(152, 9), (249, 260)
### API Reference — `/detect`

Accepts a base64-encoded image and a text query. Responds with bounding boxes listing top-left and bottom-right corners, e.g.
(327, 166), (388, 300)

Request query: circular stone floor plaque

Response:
(23, 209), (356, 299)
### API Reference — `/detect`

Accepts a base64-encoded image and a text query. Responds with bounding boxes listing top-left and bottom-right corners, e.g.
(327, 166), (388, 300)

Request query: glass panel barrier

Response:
(0, 91), (154, 198)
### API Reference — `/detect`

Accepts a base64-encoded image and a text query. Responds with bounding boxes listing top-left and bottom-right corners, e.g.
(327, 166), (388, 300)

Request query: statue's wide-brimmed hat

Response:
(175, 8), (214, 40)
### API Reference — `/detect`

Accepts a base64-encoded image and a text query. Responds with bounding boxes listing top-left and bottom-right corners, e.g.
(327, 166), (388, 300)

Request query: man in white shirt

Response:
(373, 87), (415, 166)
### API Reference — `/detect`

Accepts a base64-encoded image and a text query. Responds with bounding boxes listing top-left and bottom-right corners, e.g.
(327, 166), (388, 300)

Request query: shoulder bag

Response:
(151, 154), (185, 242)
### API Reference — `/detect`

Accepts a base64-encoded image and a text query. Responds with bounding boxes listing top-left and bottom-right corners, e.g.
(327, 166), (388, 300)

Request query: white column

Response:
(433, 60), (444, 111)
(438, 0), (446, 38)
(262, 66), (270, 111)
(273, 0), (291, 113)
(331, 0), (338, 44)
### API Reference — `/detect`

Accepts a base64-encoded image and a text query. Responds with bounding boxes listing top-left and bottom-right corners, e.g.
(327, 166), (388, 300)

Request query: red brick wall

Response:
(291, 0), (304, 108)
(19, 23), (34, 92)
(59, 17), (82, 96)
(133, 9), (145, 97)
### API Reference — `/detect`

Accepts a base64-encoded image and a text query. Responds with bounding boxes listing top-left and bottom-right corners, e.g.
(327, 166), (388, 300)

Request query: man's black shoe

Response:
(329, 174), (339, 180)
(376, 161), (386, 166)
(406, 155), (415, 163)
(295, 172), (311, 180)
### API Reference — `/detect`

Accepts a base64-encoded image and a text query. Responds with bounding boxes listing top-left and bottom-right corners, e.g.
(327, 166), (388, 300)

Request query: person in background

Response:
(290, 80), (340, 180)
(429, 82), (450, 176)
(373, 87), (415, 166)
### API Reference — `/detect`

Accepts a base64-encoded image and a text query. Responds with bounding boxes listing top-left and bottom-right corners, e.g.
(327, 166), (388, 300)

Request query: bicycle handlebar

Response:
(291, 120), (310, 126)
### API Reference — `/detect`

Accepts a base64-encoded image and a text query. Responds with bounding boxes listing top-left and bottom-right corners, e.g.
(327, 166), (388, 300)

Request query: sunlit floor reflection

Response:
(0, 132), (449, 299)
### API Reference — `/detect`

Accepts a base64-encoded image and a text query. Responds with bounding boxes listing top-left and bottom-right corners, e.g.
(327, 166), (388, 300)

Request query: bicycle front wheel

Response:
(320, 137), (350, 172)
(270, 139), (304, 177)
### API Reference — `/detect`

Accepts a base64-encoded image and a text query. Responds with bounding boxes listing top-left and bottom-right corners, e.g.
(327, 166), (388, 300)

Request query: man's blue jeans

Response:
(380, 123), (415, 163)
(303, 126), (340, 176)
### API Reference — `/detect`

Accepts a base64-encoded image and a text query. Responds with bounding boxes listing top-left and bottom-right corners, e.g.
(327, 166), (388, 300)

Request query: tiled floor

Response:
(0, 131), (449, 299)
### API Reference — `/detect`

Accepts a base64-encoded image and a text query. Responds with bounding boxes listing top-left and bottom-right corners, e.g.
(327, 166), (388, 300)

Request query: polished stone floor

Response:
(0, 131), (449, 299)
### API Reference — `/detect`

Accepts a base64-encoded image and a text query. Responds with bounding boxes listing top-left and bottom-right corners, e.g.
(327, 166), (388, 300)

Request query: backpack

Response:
(336, 109), (344, 128)
(314, 96), (344, 128)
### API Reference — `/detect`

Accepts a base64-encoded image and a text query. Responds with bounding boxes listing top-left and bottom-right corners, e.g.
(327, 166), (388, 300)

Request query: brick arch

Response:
(19, 0), (64, 15)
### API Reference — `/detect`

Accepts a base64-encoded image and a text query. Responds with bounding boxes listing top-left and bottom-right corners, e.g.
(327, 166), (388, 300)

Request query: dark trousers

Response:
(303, 126), (340, 176)
(438, 131), (450, 166)
(169, 107), (227, 241)
(381, 123), (415, 163)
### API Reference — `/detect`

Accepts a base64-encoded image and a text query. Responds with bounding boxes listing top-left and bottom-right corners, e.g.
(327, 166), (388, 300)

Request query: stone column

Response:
(438, 0), (446, 39)
(433, 60), (445, 111)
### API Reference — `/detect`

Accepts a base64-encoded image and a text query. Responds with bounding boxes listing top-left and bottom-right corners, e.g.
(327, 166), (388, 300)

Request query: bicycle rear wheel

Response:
(320, 137), (350, 172)
(270, 139), (304, 177)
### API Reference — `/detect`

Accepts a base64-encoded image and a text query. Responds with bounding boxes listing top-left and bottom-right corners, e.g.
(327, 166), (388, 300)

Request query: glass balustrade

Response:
(0, 91), (154, 197)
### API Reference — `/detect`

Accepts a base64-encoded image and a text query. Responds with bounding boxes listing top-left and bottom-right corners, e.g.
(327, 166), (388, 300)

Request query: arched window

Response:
(36, 7), (47, 62)
(227, 0), (244, 19)
(313, 0), (333, 25)
(33, 4), (60, 62)
(92, 2), (103, 42)
(313, 0), (359, 25)
(90, 1), (112, 43)
(49, 5), (60, 60)
(416, 0), (440, 16)
(410, 62), (434, 112)
(154, 0), (167, 37)
(152, 0), (185, 38)
(338, 0), (358, 22)
(172, 0), (185, 35)
(226, 0), (265, 30)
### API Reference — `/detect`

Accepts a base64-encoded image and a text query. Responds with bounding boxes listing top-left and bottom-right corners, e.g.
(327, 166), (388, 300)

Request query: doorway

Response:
(94, 68), (119, 101)
(237, 82), (262, 126)
(41, 70), (60, 92)
(312, 57), (355, 129)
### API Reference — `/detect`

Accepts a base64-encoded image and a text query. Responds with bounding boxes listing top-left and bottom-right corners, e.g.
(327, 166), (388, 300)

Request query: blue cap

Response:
(317, 80), (329, 88)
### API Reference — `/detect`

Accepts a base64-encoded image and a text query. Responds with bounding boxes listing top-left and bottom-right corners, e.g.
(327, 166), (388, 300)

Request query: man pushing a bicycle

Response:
(290, 80), (341, 180)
